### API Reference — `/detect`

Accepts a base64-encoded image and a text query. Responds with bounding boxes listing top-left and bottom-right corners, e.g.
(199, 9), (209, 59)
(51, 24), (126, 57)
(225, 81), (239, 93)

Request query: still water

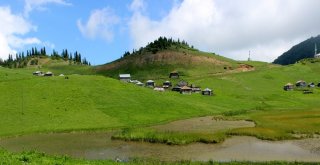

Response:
(1, 132), (319, 162)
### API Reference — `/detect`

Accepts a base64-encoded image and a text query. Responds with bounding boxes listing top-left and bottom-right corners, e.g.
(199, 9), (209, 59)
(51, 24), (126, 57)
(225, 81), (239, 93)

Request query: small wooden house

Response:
(119, 74), (131, 82)
(44, 71), (53, 76)
(146, 80), (155, 87)
(180, 86), (192, 94)
(172, 86), (181, 92)
(283, 83), (294, 91)
(192, 87), (202, 93)
(190, 84), (201, 93)
(169, 72), (179, 79)
(308, 82), (315, 88)
(296, 80), (306, 87)
(202, 88), (213, 96)
(33, 71), (43, 76)
(135, 81), (144, 86)
(163, 81), (172, 88)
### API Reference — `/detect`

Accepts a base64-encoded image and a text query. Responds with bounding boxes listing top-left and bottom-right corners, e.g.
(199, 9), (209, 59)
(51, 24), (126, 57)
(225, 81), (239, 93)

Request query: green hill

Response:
(273, 35), (320, 65)
(95, 37), (246, 81)
(0, 47), (93, 75)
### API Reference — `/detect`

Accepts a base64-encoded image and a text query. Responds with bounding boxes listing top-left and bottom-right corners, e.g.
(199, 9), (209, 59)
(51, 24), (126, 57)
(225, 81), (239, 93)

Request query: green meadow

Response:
(1, 56), (320, 163)
(1, 60), (320, 138)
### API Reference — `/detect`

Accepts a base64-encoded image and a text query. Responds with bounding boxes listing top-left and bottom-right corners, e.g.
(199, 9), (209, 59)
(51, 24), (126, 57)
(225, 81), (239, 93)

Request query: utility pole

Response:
(21, 87), (24, 115)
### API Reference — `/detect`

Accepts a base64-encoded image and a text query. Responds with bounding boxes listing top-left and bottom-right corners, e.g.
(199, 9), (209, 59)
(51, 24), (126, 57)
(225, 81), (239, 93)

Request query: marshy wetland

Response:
(1, 117), (320, 162)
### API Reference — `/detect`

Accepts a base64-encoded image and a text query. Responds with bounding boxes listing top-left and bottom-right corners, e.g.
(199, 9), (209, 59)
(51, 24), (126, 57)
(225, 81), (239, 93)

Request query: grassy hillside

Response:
(1, 49), (320, 164)
(0, 66), (241, 137)
(1, 59), (320, 139)
(95, 37), (240, 80)
(25, 56), (95, 75)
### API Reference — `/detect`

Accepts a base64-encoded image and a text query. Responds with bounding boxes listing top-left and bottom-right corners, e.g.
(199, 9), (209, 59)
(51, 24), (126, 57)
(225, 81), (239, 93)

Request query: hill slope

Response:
(95, 37), (243, 80)
(1, 59), (320, 138)
(273, 35), (320, 65)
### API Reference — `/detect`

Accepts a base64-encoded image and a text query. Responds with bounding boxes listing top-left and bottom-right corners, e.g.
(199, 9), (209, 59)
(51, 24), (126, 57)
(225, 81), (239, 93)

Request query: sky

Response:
(1, 0), (320, 65)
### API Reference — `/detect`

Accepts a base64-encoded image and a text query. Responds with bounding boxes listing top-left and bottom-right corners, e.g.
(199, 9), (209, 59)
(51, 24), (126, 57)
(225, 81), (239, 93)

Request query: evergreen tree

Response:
(31, 48), (35, 56)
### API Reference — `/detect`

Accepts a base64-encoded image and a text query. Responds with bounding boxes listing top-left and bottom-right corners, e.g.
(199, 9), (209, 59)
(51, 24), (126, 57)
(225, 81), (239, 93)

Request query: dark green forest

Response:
(0, 47), (90, 68)
(121, 36), (198, 58)
(273, 35), (320, 65)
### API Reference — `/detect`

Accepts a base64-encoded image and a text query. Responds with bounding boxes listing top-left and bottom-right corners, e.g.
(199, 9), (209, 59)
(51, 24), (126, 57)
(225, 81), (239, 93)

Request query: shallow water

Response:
(1, 132), (320, 162)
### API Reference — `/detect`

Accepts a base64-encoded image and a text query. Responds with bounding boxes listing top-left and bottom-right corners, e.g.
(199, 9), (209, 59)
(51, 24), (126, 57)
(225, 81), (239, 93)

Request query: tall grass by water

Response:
(112, 128), (227, 145)
(1, 149), (318, 165)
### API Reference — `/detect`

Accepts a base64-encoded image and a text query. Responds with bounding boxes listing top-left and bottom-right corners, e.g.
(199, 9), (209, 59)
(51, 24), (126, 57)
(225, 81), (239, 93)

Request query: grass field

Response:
(1, 55), (320, 163)
(1, 61), (320, 138)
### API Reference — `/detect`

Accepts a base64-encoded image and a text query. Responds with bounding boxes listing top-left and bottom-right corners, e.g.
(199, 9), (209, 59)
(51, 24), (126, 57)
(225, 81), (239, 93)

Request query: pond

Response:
(0, 117), (319, 162)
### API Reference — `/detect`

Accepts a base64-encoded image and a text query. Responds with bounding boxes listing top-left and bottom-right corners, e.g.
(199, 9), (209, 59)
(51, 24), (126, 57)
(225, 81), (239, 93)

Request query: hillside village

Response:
(2, 0), (320, 163)
(119, 72), (213, 96)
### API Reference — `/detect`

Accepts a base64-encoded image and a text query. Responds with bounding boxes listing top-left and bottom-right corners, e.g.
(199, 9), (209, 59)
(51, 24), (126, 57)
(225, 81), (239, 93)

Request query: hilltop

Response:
(0, 47), (94, 75)
(95, 37), (255, 80)
(273, 35), (320, 65)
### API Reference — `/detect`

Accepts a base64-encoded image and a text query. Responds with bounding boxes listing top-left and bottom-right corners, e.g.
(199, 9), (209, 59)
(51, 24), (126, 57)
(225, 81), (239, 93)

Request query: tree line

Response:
(122, 37), (198, 58)
(0, 47), (91, 68)
(273, 35), (320, 65)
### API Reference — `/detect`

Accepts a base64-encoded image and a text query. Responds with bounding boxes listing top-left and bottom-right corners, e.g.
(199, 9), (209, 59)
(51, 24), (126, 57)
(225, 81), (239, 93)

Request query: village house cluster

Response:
(33, 71), (54, 76)
(283, 80), (320, 94)
(33, 71), (66, 77)
(119, 72), (213, 96)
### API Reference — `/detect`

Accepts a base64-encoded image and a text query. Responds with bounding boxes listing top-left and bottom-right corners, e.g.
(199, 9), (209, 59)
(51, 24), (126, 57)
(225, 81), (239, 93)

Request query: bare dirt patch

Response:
(151, 116), (255, 133)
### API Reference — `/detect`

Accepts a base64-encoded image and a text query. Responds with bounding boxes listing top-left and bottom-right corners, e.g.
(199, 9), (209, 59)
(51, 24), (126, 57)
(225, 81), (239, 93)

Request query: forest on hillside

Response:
(0, 47), (90, 68)
(273, 35), (320, 65)
(121, 37), (198, 59)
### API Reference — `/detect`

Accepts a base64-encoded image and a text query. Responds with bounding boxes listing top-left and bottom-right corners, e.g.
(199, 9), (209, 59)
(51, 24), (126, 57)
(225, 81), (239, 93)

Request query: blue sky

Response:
(1, 0), (320, 65)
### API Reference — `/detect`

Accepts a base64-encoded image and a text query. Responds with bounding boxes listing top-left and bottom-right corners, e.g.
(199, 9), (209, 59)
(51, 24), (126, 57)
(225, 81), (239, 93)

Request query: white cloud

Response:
(0, 6), (41, 60)
(24, 0), (71, 17)
(77, 7), (120, 42)
(8, 36), (41, 49)
(129, 0), (320, 62)
(129, 0), (146, 12)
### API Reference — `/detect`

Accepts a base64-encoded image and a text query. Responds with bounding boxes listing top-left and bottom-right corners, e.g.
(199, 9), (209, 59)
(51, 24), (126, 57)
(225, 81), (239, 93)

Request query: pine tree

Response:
(31, 48), (35, 56)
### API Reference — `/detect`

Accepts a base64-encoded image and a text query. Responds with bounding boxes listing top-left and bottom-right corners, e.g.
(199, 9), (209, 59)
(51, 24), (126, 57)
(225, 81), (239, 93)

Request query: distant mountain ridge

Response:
(273, 35), (320, 65)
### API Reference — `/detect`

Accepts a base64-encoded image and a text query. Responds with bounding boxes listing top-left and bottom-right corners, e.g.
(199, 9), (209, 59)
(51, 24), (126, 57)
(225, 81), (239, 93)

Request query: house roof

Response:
(285, 83), (293, 86)
(119, 74), (131, 78)
(203, 88), (212, 92)
(181, 86), (192, 90)
(296, 80), (305, 84)
(46, 72), (53, 74)
(146, 80), (154, 83)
